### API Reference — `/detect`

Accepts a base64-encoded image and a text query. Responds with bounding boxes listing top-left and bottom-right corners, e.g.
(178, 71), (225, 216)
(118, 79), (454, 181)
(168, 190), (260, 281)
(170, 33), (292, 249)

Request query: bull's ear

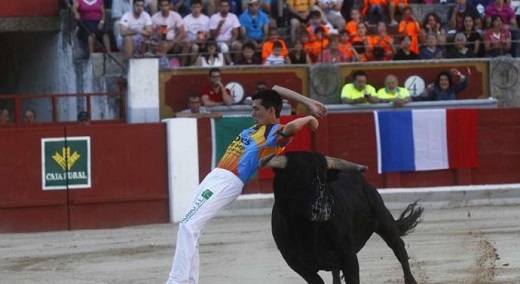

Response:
(326, 157), (368, 172)
(260, 155), (287, 168)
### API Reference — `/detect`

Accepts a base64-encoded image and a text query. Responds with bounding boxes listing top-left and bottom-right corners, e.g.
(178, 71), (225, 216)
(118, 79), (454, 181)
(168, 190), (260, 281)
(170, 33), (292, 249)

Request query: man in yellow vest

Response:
(376, 74), (411, 107)
(340, 70), (378, 104)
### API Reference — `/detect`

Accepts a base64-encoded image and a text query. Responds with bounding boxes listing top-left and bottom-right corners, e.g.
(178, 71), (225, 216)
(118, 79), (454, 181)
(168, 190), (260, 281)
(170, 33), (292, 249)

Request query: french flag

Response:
(374, 109), (479, 173)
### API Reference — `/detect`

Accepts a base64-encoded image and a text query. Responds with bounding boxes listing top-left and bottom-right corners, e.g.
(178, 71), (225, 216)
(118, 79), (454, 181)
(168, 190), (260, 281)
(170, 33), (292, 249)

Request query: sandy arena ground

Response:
(1, 205), (520, 284)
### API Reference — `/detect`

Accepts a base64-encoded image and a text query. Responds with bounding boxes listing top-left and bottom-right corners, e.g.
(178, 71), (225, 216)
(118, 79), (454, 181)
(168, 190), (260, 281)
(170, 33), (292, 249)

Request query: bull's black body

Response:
(271, 152), (423, 284)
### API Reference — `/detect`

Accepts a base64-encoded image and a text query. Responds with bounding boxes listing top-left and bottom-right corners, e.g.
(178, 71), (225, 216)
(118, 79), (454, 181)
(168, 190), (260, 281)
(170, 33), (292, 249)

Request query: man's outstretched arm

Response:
(272, 85), (328, 118)
(282, 116), (319, 137)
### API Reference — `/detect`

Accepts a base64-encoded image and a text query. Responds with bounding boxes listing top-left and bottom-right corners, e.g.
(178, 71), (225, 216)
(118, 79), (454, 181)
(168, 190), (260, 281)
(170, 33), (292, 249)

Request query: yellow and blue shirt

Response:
(217, 124), (292, 183)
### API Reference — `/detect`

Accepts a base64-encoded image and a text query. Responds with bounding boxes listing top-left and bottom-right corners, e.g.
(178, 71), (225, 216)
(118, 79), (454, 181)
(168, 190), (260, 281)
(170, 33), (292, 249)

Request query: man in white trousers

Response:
(166, 85), (328, 284)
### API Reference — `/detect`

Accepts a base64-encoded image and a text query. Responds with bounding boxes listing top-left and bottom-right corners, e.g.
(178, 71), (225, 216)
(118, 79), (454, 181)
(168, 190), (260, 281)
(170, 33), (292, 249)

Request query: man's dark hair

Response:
(273, 41), (283, 49)
(352, 70), (367, 80)
(134, 0), (145, 4)
(251, 90), (283, 118)
(242, 41), (256, 50)
(191, 0), (202, 5)
(208, 67), (220, 76)
(220, 0), (230, 5)
(159, 0), (170, 5)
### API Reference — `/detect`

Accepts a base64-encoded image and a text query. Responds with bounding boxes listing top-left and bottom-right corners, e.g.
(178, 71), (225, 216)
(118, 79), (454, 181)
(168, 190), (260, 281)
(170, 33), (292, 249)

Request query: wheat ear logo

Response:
(52, 147), (81, 171)
(42, 137), (91, 190)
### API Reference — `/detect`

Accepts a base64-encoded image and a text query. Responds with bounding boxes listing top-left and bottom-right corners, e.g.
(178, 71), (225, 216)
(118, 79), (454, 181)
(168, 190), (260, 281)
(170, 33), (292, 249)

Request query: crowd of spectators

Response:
(69, 0), (520, 66)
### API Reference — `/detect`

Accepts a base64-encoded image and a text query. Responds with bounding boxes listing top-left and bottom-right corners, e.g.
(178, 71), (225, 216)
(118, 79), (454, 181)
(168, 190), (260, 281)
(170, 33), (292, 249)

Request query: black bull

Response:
(269, 152), (424, 284)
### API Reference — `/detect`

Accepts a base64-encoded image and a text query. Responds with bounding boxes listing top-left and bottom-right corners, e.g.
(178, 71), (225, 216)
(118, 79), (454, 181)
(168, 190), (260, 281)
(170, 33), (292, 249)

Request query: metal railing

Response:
(0, 92), (126, 127)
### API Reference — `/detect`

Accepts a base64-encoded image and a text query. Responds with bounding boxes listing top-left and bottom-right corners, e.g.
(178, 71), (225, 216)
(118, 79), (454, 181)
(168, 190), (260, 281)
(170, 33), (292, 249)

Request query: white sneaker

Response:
(389, 20), (398, 26)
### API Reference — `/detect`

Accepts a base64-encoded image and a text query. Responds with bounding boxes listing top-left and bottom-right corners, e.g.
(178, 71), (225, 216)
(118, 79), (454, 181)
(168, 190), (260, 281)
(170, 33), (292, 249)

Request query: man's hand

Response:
(307, 116), (319, 131)
(308, 100), (327, 118)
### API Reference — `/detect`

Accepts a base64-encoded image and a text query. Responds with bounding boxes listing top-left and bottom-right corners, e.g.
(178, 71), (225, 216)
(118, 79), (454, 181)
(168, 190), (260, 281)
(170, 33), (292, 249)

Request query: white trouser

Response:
(166, 168), (244, 284)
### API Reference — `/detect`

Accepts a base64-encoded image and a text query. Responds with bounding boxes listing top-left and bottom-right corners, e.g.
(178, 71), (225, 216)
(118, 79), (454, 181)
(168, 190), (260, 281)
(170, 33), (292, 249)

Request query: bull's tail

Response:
(395, 200), (423, 236)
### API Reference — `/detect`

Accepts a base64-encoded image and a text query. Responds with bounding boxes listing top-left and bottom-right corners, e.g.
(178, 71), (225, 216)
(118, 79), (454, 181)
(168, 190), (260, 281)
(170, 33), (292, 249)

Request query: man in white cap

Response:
(239, 0), (270, 49)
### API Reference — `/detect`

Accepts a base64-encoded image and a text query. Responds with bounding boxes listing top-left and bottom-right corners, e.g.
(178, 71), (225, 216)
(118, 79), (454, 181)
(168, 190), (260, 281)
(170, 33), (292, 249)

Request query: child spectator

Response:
(264, 41), (289, 65)
(236, 41), (261, 64)
(394, 35), (419, 60)
(261, 28), (289, 63)
(289, 38), (312, 64)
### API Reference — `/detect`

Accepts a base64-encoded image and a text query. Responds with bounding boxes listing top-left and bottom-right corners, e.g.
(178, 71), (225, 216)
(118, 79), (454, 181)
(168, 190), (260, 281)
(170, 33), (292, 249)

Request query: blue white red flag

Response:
(374, 109), (478, 173)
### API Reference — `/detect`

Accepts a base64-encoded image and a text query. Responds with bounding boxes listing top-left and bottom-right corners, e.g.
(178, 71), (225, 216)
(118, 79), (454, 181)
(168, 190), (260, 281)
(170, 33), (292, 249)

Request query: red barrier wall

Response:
(0, 124), (169, 233)
(1, 0), (59, 17)
(1, 108), (519, 232)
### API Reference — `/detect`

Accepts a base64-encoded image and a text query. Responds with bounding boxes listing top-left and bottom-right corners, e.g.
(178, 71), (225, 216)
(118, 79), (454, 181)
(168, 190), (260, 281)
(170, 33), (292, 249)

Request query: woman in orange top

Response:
(398, 6), (421, 54)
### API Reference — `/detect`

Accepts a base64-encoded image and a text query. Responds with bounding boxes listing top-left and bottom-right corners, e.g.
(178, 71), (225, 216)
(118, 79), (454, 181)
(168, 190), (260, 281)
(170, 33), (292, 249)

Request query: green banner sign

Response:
(41, 137), (91, 190)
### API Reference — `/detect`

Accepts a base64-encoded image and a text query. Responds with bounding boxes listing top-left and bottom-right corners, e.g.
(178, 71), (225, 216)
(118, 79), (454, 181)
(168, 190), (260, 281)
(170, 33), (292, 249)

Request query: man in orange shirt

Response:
(304, 26), (329, 62)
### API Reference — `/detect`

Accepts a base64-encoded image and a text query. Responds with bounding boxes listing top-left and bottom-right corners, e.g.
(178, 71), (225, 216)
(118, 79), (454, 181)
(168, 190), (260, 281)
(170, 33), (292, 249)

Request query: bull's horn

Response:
(261, 156), (287, 168)
(326, 157), (368, 172)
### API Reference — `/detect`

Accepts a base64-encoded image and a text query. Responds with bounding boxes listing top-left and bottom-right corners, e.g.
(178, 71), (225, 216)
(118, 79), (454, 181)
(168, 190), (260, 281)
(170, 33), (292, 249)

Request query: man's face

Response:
(243, 47), (254, 59)
(385, 77), (398, 91)
(354, 75), (367, 90)
(209, 71), (221, 85)
(160, 1), (170, 14)
(219, 1), (230, 15)
(0, 109), (9, 123)
(189, 97), (202, 113)
(191, 3), (202, 15)
(248, 1), (259, 12)
(268, 31), (279, 41)
(251, 99), (272, 125)
(273, 47), (282, 57)
(134, 1), (145, 15)
(24, 111), (35, 123)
